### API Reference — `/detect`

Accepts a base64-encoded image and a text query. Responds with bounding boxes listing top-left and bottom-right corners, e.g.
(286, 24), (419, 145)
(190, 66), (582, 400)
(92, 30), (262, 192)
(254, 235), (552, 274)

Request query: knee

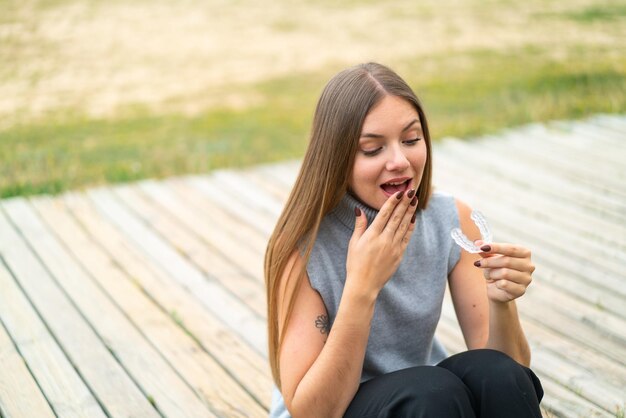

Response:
(448, 349), (532, 391)
(389, 367), (474, 414)
(464, 349), (524, 379)
(401, 366), (468, 398)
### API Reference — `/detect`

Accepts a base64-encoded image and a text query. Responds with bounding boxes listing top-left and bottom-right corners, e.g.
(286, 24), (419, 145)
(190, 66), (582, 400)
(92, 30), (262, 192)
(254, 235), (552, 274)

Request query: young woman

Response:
(265, 62), (543, 418)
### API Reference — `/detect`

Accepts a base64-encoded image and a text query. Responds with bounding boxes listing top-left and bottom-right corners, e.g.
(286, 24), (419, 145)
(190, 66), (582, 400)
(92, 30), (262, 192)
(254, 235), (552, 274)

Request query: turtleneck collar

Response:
(331, 192), (380, 231)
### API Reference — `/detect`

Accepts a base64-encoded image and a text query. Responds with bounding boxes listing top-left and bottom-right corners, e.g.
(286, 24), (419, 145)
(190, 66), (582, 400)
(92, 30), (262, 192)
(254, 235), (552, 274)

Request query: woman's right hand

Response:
(346, 189), (418, 296)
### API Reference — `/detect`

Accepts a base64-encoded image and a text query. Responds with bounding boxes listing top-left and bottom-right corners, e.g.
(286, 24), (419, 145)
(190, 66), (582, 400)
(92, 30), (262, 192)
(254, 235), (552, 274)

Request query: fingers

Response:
(384, 189), (417, 239)
(478, 242), (532, 260)
(369, 190), (405, 234)
(475, 243), (535, 288)
(489, 279), (528, 299)
(370, 189), (416, 237)
(397, 195), (418, 244)
(474, 256), (534, 275)
(481, 266), (532, 286)
(476, 242), (535, 302)
(350, 207), (368, 242)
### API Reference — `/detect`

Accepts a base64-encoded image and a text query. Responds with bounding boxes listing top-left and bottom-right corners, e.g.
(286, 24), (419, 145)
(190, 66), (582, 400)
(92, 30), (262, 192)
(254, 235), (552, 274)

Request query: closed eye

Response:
(362, 147), (382, 156)
(404, 138), (422, 145)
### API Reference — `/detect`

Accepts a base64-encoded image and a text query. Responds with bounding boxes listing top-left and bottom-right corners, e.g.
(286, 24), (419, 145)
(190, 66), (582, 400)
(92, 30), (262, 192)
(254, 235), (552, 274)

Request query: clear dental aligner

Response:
(450, 211), (492, 253)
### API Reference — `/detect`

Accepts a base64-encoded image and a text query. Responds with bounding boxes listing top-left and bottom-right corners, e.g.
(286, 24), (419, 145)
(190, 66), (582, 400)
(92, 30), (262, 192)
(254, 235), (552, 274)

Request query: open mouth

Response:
(380, 178), (411, 196)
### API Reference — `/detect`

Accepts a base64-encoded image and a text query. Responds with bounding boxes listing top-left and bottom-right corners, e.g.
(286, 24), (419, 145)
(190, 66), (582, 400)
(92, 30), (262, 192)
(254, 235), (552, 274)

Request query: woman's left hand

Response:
(473, 240), (536, 303)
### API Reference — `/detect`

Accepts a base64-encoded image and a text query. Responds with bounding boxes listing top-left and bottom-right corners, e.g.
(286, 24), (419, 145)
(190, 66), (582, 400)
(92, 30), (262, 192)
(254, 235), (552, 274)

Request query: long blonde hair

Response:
(264, 62), (433, 388)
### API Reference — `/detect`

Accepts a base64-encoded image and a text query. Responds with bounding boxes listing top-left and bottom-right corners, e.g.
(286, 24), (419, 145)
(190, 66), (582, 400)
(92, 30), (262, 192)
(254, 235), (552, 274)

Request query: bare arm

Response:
(280, 271), (377, 418)
(279, 190), (419, 417)
(449, 199), (533, 366)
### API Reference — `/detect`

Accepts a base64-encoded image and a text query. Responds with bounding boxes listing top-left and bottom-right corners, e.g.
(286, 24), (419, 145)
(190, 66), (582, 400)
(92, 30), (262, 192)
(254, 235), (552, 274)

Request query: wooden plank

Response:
(529, 344), (623, 411)
(4, 198), (214, 417)
(165, 177), (270, 281)
(432, 175), (626, 273)
(437, 302), (616, 417)
(538, 378), (613, 418)
(523, 324), (626, 414)
(0, 267), (59, 418)
(432, 189), (625, 321)
(491, 130), (626, 199)
(114, 183), (266, 317)
(435, 143), (626, 248)
(428, 181), (626, 358)
(440, 293), (624, 413)
(435, 151), (626, 296)
(85, 187), (268, 357)
(32, 196), (266, 417)
(200, 170), (289, 244)
(592, 115), (626, 138)
(519, 310), (626, 387)
(256, 160), (301, 190)
(520, 287), (626, 365)
(431, 175), (626, 317)
(239, 166), (294, 202)
(435, 146), (626, 251)
(545, 121), (626, 166)
(530, 122), (626, 172)
(0, 202), (158, 418)
(437, 137), (626, 222)
(212, 169), (286, 218)
(552, 120), (626, 156)
(136, 179), (266, 277)
(63, 192), (272, 410)
(444, 286), (626, 388)
(187, 175), (276, 237)
(439, 133), (626, 220)
(165, 177), (270, 250)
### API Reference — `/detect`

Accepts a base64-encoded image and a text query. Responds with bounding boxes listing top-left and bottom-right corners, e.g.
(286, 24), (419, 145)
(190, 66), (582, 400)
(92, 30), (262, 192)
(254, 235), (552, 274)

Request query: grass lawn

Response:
(1, 0), (625, 197)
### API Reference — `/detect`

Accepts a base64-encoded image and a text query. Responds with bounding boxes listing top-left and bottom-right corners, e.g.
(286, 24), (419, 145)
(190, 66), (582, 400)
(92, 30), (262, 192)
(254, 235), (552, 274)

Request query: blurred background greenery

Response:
(1, 0), (625, 197)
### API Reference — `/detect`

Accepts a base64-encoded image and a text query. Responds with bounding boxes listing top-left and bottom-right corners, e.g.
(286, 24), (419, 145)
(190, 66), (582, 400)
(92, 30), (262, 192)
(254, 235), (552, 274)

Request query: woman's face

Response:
(348, 95), (428, 210)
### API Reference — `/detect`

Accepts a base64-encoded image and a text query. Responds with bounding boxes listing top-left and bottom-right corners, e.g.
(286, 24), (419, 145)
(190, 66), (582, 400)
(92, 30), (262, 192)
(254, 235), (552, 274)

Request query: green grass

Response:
(401, 46), (626, 138)
(560, 3), (626, 22)
(2, 46), (625, 198)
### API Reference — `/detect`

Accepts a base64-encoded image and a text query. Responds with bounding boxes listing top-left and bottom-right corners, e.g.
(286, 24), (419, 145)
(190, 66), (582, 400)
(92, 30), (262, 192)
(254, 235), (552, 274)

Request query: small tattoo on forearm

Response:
(315, 315), (329, 334)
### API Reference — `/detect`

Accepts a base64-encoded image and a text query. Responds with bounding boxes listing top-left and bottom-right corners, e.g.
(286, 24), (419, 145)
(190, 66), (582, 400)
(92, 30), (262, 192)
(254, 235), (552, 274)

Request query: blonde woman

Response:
(265, 63), (543, 418)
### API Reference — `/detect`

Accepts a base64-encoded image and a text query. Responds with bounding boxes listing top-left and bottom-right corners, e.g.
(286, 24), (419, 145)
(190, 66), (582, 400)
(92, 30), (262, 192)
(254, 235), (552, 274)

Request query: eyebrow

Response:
(361, 119), (421, 139)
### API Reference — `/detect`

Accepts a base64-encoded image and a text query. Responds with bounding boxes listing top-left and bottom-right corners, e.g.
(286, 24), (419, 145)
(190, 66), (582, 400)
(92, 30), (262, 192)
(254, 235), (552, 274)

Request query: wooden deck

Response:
(0, 114), (624, 417)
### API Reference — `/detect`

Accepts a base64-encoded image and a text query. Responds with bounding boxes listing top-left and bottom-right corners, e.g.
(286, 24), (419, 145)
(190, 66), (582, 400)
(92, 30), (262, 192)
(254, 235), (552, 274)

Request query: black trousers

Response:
(343, 349), (543, 418)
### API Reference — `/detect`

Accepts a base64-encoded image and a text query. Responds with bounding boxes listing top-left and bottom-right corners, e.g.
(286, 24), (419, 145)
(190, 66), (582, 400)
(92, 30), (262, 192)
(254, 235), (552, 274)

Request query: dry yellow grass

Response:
(1, 0), (624, 127)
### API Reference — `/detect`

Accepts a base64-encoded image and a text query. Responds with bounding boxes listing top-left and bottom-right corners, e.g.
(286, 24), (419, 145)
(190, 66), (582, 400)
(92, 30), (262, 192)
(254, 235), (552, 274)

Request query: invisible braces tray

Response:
(450, 211), (492, 253)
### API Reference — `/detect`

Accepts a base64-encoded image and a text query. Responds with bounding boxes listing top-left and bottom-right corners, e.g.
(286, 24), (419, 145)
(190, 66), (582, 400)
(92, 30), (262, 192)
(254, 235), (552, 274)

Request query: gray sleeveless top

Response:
(269, 191), (461, 418)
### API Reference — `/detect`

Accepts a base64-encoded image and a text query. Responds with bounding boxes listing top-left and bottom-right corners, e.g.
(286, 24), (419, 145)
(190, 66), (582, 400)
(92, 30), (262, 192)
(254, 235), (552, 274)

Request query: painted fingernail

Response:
(410, 213), (416, 224)
(407, 189), (415, 198)
(473, 260), (481, 267)
(481, 245), (491, 252)
(355, 207), (361, 217)
(396, 191), (403, 199)
(410, 196), (417, 206)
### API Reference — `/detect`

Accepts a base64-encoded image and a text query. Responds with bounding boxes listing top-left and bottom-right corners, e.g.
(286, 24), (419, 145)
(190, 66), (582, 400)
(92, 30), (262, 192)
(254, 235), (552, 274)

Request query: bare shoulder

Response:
(277, 250), (329, 338)
(449, 198), (489, 348)
(276, 249), (304, 327)
(453, 198), (480, 240)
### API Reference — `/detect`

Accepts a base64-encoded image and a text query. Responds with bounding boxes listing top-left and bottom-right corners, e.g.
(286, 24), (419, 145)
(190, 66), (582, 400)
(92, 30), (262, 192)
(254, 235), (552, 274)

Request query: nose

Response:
(384, 145), (410, 172)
